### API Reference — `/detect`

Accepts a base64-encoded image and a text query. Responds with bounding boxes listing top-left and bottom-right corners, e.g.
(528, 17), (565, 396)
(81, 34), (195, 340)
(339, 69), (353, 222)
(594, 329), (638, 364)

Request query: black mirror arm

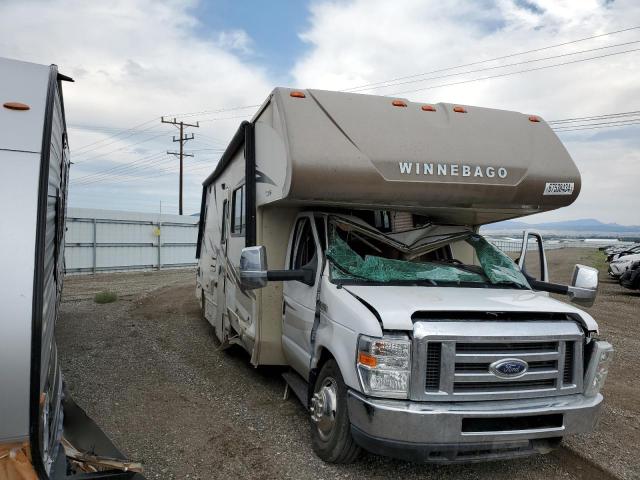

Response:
(267, 268), (315, 286)
(528, 277), (569, 295)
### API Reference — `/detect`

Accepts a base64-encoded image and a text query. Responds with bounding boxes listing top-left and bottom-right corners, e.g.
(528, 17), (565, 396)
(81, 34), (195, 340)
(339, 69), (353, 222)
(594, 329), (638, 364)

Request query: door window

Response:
(291, 218), (317, 271)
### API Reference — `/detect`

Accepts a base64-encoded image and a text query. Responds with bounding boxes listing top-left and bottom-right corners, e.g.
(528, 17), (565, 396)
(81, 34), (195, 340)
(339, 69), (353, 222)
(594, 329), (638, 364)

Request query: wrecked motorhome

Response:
(196, 87), (613, 463)
(0, 57), (144, 479)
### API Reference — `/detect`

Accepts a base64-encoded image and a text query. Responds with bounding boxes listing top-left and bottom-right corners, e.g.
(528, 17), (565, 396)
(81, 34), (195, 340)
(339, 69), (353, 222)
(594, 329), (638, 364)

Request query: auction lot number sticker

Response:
(543, 182), (574, 195)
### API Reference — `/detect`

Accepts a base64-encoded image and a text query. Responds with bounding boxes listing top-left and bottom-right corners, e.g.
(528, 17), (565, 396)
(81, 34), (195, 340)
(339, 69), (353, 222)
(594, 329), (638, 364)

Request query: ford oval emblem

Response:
(490, 358), (528, 379)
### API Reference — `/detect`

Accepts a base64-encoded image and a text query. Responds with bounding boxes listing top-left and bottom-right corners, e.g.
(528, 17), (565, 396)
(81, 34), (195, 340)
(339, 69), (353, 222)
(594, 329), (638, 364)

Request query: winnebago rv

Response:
(0, 57), (143, 479)
(196, 88), (613, 463)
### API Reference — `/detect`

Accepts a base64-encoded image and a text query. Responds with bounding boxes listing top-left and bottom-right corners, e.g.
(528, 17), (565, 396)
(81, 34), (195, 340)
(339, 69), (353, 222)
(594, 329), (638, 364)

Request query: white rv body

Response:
(0, 57), (145, 479)
(196, 88), (612, 463)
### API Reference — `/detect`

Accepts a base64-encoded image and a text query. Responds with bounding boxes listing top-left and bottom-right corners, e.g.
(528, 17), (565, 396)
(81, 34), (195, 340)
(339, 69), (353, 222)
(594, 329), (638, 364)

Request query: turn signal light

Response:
(528, 115), (541, 122)
(392, 99), (407, 107)
(421, 105), (436, 112)
(453, 106), (467, 113)
(3, 102), (30, 111)
(290, 91), (306, 98)
(358, 351), (378, 368)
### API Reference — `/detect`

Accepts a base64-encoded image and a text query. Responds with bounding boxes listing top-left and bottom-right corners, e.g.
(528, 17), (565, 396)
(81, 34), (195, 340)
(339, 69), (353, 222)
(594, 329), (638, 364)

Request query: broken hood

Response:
(342, 285), (598, 332)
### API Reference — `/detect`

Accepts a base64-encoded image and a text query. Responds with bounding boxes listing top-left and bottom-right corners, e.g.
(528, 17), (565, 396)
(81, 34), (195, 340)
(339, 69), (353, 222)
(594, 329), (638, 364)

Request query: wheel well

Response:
(316, 347), (335, 370)
(308, 347), (335, 407)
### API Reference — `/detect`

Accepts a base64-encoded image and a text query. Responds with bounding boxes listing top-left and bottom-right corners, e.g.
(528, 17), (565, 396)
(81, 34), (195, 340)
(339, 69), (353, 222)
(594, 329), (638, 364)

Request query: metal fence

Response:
(64, 208), (199, 274)
(488, 237), (620, 253)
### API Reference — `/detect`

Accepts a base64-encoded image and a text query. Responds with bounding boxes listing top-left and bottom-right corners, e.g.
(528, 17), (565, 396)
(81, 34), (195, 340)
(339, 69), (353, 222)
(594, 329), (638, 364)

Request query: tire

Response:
(310, 359), (361, 463)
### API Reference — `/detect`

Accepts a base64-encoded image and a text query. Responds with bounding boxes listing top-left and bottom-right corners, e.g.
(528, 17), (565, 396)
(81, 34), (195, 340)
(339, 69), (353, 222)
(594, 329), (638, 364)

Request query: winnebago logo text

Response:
(399, 162), (508, 179)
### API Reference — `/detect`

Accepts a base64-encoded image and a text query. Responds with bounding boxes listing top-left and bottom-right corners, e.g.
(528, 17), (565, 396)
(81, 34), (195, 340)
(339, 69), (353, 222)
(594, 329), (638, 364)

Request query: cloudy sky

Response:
(1, 0), (639, 224)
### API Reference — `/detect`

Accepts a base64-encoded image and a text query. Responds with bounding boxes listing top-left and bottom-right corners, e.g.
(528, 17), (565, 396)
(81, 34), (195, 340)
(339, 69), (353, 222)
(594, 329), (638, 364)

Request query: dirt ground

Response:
(57, 249), (639, 480)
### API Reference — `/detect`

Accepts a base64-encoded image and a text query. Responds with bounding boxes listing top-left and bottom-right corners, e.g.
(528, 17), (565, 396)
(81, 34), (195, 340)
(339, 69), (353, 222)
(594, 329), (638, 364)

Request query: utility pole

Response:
(161, 117), (199, 215)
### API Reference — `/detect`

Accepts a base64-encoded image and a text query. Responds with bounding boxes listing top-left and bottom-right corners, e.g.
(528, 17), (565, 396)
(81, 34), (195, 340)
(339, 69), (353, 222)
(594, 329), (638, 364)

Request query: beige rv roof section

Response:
(260, 87), (580, 226)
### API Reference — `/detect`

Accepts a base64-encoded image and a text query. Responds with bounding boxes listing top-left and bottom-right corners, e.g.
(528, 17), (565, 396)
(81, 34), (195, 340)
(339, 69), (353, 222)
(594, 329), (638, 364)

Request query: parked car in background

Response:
(620, 261), (640, 291)
(608, 253), (640, 278)
(606, 244), (640, 263)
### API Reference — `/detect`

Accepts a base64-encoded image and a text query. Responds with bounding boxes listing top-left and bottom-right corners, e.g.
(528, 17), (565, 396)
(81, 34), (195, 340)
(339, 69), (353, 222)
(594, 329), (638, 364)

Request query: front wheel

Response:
(310, 359), (361, 463)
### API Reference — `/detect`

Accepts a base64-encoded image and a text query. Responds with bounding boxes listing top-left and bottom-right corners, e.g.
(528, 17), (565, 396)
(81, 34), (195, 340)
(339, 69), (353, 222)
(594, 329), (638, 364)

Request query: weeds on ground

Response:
(587, 250), (608, 274)
(94, 291), (118, 304)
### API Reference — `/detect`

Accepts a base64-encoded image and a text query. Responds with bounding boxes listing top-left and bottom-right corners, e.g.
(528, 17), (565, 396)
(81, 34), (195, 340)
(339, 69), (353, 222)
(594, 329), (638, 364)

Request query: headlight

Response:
(584, 341), (614, 397)
(357, 334), (411, 398)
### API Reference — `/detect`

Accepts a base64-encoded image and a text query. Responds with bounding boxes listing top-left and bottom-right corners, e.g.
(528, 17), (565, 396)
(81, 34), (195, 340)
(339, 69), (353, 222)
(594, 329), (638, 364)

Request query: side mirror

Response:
(239, 245), (316, 291)
(567, 264), (598, 307)
(239, 246), (268, 290)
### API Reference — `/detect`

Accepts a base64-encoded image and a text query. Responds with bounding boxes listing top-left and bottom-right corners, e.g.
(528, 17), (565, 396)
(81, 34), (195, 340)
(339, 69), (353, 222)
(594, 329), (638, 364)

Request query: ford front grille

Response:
(410, 321), (584, 401)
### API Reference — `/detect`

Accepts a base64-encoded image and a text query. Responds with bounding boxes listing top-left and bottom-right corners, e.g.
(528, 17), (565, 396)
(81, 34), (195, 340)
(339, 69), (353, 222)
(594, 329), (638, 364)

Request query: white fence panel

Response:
(64, 208), (199, 274)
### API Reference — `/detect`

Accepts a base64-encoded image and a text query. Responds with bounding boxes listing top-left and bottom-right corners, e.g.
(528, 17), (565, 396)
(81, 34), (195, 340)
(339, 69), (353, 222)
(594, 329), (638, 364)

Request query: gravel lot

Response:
(57, 249), (638, 480)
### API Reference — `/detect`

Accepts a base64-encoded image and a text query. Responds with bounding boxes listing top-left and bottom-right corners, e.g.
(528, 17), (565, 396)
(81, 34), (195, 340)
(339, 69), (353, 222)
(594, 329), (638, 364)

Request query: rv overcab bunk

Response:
(196, 88), (613, 464)
(0, 57), (144, 479)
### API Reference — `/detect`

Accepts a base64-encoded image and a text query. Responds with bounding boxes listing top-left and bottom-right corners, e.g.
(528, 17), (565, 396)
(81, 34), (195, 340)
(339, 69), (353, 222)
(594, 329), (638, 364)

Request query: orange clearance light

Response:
(453, 106), (467, 113)
(392, 99), (407, 107)
(528, 115), (541, 122)
(290, 91), (306, 98)
(3, 101), (30, 111)
(358, 351), (378, 368)
(421, 104), (436, 112)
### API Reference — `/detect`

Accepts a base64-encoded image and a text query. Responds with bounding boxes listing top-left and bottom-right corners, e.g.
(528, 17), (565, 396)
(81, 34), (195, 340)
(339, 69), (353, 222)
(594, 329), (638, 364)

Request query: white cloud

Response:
(292, 0), (640, 224)
(0, 0), (272, 213)
(2, 0), (639, 223)
(216, 30), (253, 54)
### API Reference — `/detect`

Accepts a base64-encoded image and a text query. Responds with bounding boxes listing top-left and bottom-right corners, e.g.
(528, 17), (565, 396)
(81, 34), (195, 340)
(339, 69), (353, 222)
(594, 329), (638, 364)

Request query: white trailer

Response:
(196, 88), (613, 463)
(0, 57), (144, 479)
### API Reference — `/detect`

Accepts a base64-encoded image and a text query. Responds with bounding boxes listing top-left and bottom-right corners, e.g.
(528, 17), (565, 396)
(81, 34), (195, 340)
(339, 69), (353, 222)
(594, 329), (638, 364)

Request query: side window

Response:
(293, 219), (317, 269)
(231, 185), (245, 236)
(221, 200), (228, 243)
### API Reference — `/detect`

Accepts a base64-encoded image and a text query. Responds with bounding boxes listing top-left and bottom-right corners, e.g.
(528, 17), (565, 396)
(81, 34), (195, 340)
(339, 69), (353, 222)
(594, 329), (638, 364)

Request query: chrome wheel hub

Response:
(310, 377), (338, 440)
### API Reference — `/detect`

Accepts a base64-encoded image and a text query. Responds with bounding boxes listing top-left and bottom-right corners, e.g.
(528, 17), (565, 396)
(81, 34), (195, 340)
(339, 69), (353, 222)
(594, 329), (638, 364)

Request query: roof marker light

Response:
(528, 115), (541, 122)
(392, 100), (407, 107)
(453, 106), (467, 113)
(3, 102), (30, 111)
(290, 91), (306, 98)
(421, 105), (436, 112)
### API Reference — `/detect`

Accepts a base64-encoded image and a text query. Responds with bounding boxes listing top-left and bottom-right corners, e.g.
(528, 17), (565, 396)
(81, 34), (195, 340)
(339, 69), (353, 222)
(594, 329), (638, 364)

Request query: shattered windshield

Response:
(326, 217), (530, 289)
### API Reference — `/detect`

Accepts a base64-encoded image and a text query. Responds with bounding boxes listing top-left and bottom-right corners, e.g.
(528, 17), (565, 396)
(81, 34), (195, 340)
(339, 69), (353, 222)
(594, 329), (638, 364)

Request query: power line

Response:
(547, 110), (640, 124)
(71, 118), (160, 152)
(553, 119), (640, 132)
(342, 25), (640, 92)
(164, 104), (261, 120)
(348, 40), (640, 93)
(72, 130), (171, 164)
(387, 47), (640, 96)
(71, 153), (171, 185)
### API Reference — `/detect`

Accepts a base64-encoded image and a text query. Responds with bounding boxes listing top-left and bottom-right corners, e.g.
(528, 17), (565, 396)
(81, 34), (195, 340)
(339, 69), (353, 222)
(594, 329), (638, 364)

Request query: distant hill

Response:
(483, 218), (640, 233)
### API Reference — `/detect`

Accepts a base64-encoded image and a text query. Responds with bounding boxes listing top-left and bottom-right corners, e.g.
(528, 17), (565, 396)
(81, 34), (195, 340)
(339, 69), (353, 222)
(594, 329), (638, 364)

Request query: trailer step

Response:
(282, 370), (309, 408)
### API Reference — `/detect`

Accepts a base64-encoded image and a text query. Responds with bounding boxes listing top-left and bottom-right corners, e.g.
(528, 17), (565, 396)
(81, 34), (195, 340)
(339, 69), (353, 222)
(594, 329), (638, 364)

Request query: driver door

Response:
(282, 214), (321, 378)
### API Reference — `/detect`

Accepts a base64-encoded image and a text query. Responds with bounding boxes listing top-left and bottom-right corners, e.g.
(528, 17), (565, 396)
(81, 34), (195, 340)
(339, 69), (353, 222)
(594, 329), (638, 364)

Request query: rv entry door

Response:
(282, 214), (321, 377)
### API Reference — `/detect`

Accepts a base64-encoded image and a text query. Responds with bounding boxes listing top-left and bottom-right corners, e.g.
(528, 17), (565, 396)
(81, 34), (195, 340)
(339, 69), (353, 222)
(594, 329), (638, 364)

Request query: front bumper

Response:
(347, 390), (603, 463)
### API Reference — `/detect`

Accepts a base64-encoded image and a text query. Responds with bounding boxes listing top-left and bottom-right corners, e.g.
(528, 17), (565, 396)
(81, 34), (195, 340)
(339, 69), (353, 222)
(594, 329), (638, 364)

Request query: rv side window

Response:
(231, 185), (245, 236)
(221, 200), (228, 243)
